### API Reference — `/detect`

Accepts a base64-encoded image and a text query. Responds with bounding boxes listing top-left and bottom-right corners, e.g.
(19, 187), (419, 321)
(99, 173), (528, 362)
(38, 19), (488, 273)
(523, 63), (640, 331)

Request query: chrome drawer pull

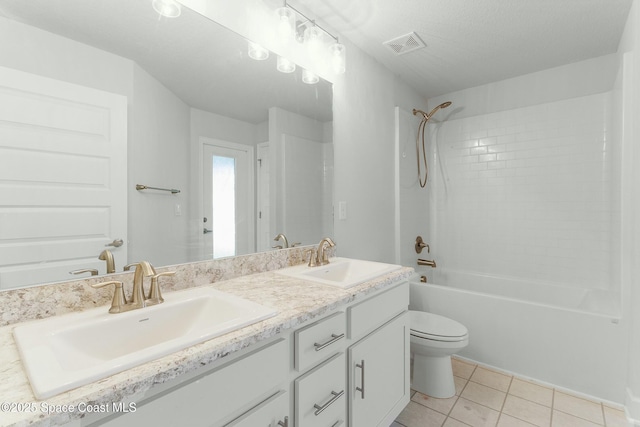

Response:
(314, 333), (345, 351)
(313, 390), (344, 416)
(277, 415), (288, 427)
(356, 360), (365, 399)
(331, 421), (343, 427)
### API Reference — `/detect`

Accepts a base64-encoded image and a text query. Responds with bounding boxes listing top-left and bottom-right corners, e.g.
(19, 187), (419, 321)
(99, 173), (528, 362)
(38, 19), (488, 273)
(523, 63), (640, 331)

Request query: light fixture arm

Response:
(283, 2), (339, 43)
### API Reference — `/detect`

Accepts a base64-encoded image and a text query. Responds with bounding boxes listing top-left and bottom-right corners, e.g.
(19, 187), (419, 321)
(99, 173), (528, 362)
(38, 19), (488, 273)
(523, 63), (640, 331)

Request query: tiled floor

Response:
(391, 357), (631, 427)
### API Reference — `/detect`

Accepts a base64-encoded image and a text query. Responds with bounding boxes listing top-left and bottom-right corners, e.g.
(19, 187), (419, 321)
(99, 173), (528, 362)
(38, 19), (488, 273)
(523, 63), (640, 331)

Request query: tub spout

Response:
(417, 259), (436, 268)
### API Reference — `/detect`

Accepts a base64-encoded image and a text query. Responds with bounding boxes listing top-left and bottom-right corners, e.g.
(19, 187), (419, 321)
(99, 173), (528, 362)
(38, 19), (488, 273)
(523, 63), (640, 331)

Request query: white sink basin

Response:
(275, 257), (402, 289)
(13, 287), (277, 399)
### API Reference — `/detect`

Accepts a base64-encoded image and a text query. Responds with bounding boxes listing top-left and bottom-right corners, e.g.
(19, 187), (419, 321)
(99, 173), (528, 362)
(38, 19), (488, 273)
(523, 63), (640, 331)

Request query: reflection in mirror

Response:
(0, 0), (333, 290)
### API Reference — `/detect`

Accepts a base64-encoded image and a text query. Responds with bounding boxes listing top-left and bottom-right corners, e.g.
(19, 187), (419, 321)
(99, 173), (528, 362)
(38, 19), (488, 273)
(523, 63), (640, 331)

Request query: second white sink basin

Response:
(276, 257), (402, 289)
(13, 287), (277, 399)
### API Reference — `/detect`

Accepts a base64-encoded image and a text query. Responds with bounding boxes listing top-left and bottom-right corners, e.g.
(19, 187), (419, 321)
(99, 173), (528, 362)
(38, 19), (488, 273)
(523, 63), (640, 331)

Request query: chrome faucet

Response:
(317, 237), (336, 265)
(273, 233), (289, 249)
(99, 249), (116, 274)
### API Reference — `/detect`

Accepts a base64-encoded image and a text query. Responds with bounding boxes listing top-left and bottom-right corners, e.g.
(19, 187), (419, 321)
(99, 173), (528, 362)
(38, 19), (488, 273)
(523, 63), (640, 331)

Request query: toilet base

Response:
(412, 353), (455, 398)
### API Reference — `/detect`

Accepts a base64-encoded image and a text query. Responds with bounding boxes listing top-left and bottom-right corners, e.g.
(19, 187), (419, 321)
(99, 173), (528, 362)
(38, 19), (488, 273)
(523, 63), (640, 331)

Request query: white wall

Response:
(128, 65), (191, 266)
(618, 0), (640, 422)
(268, 107), (332, 246)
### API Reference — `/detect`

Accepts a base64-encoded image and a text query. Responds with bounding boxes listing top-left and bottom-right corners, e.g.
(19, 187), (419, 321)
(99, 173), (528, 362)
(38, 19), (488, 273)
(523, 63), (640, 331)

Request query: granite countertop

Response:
(0, 266), (413, 427)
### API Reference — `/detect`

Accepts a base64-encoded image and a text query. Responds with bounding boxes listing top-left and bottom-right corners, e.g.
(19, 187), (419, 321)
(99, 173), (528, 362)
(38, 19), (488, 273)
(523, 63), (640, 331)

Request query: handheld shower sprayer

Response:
(412, 101), (452, 188)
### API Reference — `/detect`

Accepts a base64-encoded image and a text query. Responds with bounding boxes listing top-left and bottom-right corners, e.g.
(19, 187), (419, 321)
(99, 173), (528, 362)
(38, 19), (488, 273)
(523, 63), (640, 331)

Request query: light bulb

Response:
(276, 7), (295, 39)
(302, 69), (319, 84)
(329, 42), (346, 74)
(304, 26), (324, 59)
(248, 41), (269, 60)
(277, 56), (296, 73)
(152, 0), (181, 18)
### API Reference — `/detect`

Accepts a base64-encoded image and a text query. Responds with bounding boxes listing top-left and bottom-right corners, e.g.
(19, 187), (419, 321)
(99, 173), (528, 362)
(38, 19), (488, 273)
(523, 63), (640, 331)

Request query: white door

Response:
(0, 66), (127, 289)
(201, 138), (254, 259)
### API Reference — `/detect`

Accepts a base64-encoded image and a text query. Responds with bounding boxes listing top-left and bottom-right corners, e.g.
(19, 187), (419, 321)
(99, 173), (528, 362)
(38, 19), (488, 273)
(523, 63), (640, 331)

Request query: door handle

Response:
(105, 238), (123, 247)
(203, 228), (213, 234)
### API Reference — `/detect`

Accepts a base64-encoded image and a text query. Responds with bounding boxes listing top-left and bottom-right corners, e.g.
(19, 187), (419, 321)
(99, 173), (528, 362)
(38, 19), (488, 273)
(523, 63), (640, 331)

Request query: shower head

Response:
(412, 101), (452, 120)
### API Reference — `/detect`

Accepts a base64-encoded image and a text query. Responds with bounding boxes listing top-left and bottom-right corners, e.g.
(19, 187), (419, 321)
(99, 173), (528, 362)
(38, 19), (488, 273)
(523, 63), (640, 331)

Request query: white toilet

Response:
(410, 310), (469, 398)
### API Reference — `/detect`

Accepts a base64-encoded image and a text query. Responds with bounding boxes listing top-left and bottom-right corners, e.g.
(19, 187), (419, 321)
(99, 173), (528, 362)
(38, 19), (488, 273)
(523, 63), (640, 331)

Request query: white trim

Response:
(627, 387), (640, 425)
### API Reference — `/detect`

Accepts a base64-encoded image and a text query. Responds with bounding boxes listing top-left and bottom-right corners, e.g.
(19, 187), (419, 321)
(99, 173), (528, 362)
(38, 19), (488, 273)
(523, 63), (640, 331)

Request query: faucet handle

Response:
(306, 248), (318, 267)
(291, 242), (302, 247)
(70, 268), (99, 276)
(91, 280), (127, 314)
(146, 271), (175, 306)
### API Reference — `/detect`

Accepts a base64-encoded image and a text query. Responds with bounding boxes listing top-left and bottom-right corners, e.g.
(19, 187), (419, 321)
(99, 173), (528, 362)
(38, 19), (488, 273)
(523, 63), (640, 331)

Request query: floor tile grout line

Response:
(550, 388), (555, 426)
(495, 374), (515, 426)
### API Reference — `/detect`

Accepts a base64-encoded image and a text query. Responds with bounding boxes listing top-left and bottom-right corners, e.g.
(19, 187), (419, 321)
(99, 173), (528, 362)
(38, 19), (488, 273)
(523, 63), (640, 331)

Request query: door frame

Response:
(198, 137), (255, 258)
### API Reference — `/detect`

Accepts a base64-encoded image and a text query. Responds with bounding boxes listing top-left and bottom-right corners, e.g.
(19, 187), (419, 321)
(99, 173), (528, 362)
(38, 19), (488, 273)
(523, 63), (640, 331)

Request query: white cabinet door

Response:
(349, 312), (409, 427)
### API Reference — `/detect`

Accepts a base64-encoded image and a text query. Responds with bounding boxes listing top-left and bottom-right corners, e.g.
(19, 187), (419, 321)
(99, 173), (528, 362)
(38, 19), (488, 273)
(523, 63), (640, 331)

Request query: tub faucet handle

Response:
(415, 236), (430, 254)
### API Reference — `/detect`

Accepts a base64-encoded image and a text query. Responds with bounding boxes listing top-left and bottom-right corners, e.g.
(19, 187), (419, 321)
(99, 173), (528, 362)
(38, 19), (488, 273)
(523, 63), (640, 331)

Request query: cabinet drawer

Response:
(295, 311), (345, 372)
(225, 389), (288, 427)
(295, 353), (346, 427)
(348, 282), (408, 341)
(102, 338), (288, 427)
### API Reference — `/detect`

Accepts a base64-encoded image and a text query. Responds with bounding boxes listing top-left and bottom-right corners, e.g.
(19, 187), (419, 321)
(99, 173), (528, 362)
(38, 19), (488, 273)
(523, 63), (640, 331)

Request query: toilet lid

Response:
(410, 310), (468, 340)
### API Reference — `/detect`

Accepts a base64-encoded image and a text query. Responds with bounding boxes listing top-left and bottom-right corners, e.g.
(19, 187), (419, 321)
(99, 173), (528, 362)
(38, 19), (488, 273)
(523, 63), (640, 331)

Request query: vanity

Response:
(0, 255), (413, 427)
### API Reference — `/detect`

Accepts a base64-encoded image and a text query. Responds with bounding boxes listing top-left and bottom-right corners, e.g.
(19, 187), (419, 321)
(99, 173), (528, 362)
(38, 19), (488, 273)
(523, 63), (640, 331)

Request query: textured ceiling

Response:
(297, 0), (634, 98)
(0, 0), (633, 114)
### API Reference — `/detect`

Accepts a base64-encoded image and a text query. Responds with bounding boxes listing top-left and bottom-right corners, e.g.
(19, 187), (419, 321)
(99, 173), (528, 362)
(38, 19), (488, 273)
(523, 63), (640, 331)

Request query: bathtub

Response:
(409, 270), (628, 403)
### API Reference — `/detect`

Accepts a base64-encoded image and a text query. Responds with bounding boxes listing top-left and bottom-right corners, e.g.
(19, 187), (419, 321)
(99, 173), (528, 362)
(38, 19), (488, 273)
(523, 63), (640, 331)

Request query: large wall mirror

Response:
(0, 0), (333, 290)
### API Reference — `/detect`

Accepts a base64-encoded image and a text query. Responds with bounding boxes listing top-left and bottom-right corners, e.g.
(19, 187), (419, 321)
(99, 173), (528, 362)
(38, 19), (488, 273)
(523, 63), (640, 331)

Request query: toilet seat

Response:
(410, 310), (468, 342)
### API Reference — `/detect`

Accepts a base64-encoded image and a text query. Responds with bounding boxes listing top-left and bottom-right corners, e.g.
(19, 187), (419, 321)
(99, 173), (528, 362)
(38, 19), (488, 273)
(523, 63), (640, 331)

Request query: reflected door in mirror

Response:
(201, 138), (254, 259)
(0, 67), (128, 289)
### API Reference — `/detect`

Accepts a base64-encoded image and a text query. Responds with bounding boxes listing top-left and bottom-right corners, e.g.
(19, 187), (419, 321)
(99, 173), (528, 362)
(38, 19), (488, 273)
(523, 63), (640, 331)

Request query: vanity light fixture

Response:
(277, 56), (296, 73)
(302, 69), (319, 84)
(248, 41), (270, 60)
(271, 1), (346, 74)
(151, 0), (182, 18)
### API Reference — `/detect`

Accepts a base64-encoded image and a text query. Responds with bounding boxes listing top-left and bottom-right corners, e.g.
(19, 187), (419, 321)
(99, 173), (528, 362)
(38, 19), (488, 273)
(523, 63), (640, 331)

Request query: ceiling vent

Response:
(383, 32), (426, 55)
